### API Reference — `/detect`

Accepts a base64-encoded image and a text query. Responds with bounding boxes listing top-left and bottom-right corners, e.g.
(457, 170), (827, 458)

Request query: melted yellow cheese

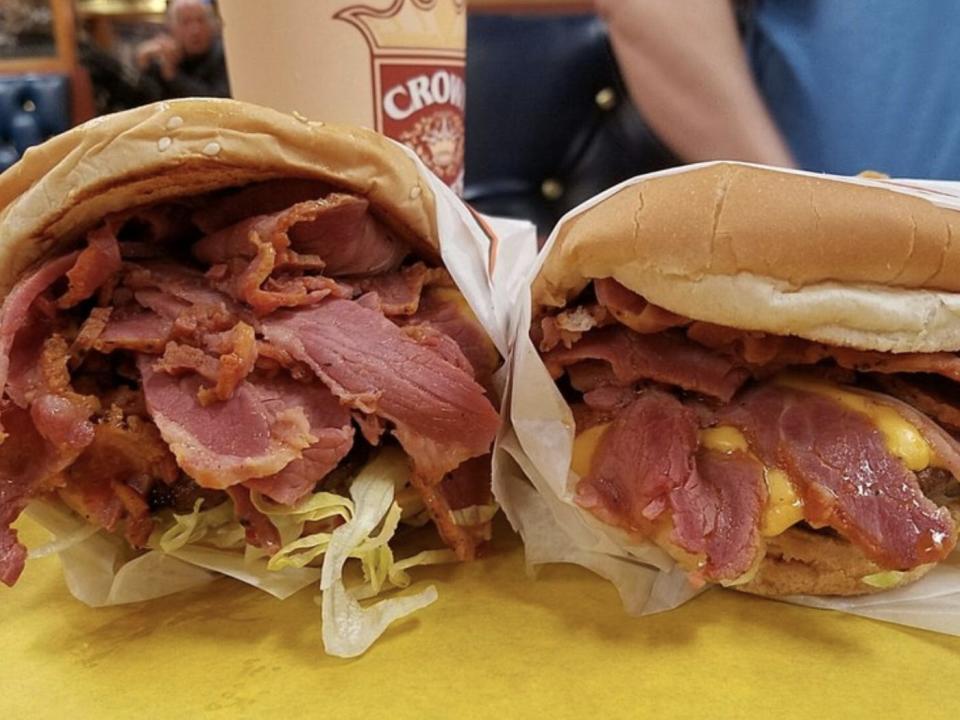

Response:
(776, 375), (935, 471)
(571, 423), (610, 477)
(700, 425), (805, 536)
(571, 375), (935, 545)
(573, 421), (805, 536)
(761, 468), (805, 537)
(699, 426), (749, 454)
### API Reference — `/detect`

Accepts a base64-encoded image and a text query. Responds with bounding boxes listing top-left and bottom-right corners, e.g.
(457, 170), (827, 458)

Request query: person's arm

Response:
(596, 0), (795, 167)
(162, 45), (230, 99)
(133, 62), (168, 104)
(134, 34), (182, 101)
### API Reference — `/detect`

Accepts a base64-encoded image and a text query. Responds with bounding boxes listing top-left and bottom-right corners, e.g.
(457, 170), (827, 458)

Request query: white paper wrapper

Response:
(494, 161), (960, 635)
(25, 140), (538, 608)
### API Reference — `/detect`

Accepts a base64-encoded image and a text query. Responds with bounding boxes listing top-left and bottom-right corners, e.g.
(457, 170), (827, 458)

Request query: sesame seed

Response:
(202, 141), (222, 156)
(166, 116), (184, 130)
(410, 185), (422, 199)
(292, 111), (309, 123)
(157, 136), (172, 152)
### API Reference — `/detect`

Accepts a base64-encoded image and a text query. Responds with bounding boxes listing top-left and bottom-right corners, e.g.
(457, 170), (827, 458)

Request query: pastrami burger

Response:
(526, 163), (960, 596)
(0, 100), (501, 654)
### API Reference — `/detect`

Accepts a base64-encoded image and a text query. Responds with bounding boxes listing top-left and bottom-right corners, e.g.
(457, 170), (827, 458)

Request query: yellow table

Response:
(3, 516), (957, 718)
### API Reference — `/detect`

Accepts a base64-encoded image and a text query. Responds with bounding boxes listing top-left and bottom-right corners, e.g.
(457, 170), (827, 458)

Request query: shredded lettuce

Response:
(151, 499), (245, 553)
(243, 489), (353, 570)
(266, 531), (333, 570)
(28, 522), (99, 559)
(863, 570), (907, 589)
(256, 463), (455, 591)
(30, 444), (457, 656)
(449, 503), (499, 528)
(352, 548), (457, 601)
(862, 566), (930, 590)
(25, 501), (218, 606)
(319, 446), (443, 658)
(251, 490), (353, 525)
(167, 542), (320, 599)
(346, 500), (410, 596)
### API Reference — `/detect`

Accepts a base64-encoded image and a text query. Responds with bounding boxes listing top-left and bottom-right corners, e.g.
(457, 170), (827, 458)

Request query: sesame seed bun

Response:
(0, 98), (439, 295)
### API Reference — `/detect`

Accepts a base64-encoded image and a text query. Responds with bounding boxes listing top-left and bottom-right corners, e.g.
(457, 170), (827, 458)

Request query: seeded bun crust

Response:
(533, 163), (960, 353)
(0, 98), (439, 297)
(541, 163), (960, 596)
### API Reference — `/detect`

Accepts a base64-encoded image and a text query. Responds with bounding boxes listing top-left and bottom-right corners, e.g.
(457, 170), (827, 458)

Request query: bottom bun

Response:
(735, 525), (935, 597)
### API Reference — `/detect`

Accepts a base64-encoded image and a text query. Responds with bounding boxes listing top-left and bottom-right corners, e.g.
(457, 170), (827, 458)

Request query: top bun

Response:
(533, 163), (960, 353)
(0, 98), (438, 296)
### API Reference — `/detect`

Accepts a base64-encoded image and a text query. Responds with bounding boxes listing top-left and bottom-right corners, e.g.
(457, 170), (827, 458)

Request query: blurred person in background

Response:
(598, 0), (960, 179)
(135, 0), (229, 100)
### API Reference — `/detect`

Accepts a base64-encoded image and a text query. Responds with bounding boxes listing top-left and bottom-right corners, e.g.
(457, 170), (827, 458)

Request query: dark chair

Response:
(464, 13), (677, 235)
(0, 74), (71, 171)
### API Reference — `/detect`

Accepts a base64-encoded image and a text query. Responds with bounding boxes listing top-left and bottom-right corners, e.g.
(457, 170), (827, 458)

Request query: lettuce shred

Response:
(862, 570), (907, 589)
(319, 446), (448, 657)
(449, 503), (499, 528)
(28, 522), (100, 559)
(251, 456), (456, 602)
(152, 499), (245, 553)
(142, 447), (456, 656)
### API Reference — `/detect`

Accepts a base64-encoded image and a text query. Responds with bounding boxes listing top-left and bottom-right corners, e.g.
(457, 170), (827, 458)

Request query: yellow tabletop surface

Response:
(3, 515), (958, 719)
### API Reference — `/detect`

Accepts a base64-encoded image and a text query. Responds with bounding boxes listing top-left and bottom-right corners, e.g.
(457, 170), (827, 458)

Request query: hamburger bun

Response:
(535, 163), (960, 596)
(0, 98), (439, 296)
(736, 525), (932, 596)
(534, 163), (960, 353)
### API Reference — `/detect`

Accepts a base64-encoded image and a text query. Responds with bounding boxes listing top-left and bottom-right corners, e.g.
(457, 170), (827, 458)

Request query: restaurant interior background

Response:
(5, 4), (960, 714)
(0, 0), (671, 235)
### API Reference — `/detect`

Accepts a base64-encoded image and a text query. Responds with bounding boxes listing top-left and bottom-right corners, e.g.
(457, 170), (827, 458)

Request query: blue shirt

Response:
(746, 1), (960, 179)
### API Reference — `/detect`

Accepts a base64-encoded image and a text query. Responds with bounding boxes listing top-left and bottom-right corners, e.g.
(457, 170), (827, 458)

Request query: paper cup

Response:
(220, 0), (467, 193)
